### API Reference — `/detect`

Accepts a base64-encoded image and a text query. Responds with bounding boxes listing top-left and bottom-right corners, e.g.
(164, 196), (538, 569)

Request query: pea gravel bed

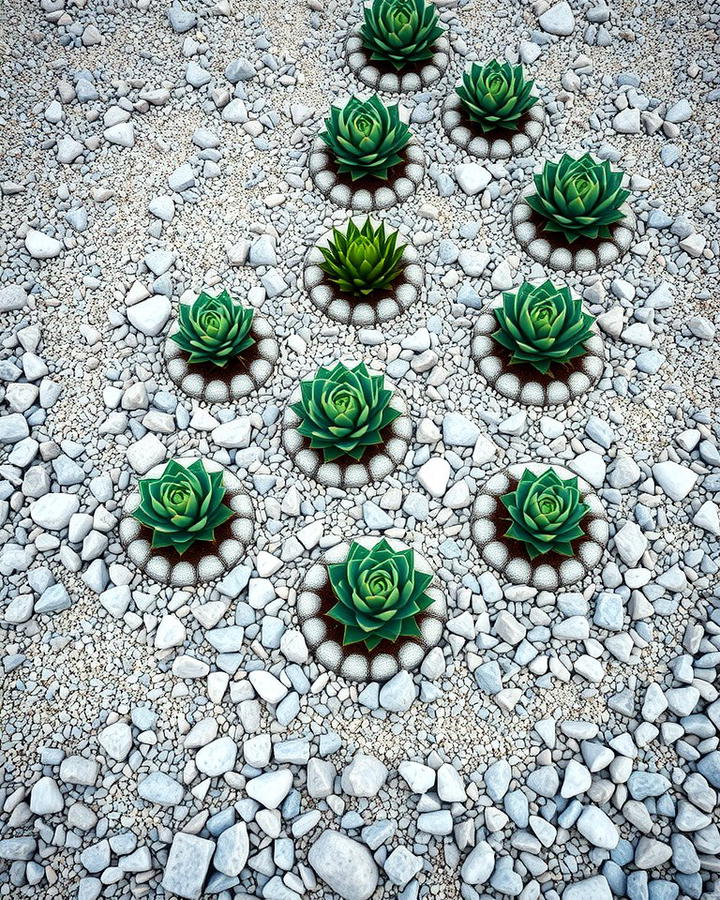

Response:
(1, 0), (719, 899)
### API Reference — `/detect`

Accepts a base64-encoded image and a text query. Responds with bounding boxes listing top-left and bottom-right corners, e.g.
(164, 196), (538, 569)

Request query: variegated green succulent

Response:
(320, 95), (412, 181)
(132, 459), (233, 555)
(456, 60), (538, 132)
(327, 539), (434, 650)
(526, 153), (630, 243)
(360, 0), (444, 72)
(319, 219), (406, 296)
(291, 361), (400, 462)
(501, 468), (588, 559)
(171, 289), (255, 367)
(493, 280), (595, 374)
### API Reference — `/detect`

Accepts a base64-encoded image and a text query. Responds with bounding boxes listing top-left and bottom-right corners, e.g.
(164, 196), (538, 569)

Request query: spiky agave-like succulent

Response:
(525, 153), (630, 244)
(320, 95), (412, 182)
(319, 219), (406, 297)
(291, 361), (400, 462)
(492, 280), (595, 374)
(171, 289), (255, 367)
(132, 459), (234, 555)
(456, 60), (538, 133)
(360, 0), (444, 72)
(327, 539), (434, 650)
(501, 468), (589, 559)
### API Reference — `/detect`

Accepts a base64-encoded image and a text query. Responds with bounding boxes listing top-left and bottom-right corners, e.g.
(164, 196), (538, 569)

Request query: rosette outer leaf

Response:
(319, 218), (406, 296)
(456, 60), (538, 133)
(360, 0), (444, 72)
(171, 289), (255, 367)
(319, 95), (412, 181)
(132, 459), (234, 555)
(327, 539), (434, 650)
(525, 153), (630, 243)
(501, 468), (589, 559)
(291, 361), (401, 462)
(492, 280), (595, 374)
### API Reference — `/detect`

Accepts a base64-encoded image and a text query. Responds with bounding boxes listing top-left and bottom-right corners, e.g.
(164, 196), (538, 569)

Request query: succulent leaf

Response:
(500, 468), (588, 560)
(525, 153), (630, 243)
(171, 289), (255, 368)
(456, 60), (538, 133)
(327, 539), (434, 650)
(291, 361), (401, 462)
(320, 95), (412, 182)
(492, 280), (595, 374)
(360, 0), (444, 72)
(319, 218), (406, 296)
(133, 459), (234, 555)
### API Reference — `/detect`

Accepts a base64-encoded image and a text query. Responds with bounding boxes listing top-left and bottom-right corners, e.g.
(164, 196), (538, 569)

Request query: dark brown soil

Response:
(490, 476), (589, 568)
(359, 46), (440, 79)
(324, 149), (411, 194)
(453, 106), (534, 144)
(318, 269), (404, 308)
(525, 207), (608, 255)
(173, 322), (264, 383)
(296, 421), (397, 471)
(487, 333), (588, 388)
(137, 515), (236, 567)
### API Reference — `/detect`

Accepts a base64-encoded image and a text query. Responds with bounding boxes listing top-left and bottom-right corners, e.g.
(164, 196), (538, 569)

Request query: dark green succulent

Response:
(319, 219), (406, 297)
(133, 459), (233, 555)
(320, 95), (412, 182)
(501, 469), (588, 559)
(525, 153), (630, 244)
(171, 289), (255, 367)
(360, 0), (444, 72)
(493, 280), (595, 374)
(456, 60), (538, 133)
(291, 361), (400, 462)
(327, 539), (434, 650)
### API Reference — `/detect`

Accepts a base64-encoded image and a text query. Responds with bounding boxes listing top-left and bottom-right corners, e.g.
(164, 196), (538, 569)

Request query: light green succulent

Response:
(360, 0), (444, 72)
(319, 219), (406, 296)
(493, 280), (595, 374)
(133, 459), (233, 555)
(291, 361), (400, 462)
(501, 468), (588, 559)
(320, 95), (412, 182)
(327, 539), (434, 650)
(525, 153), (630, 244)
(456, 60), (538, 132)
(171, 289), (255, 367)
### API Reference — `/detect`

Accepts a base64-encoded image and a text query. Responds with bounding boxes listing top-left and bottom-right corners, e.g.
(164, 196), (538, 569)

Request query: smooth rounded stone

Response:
(563, 875), (613, 900)
(161, 833), (215, 900)
(442, 93), (545, 161)
(0, 838), (36, 861)
(378, 671), (416, 712)
(30, 492), (80, 529)
(213, 823), (249, 877)
(98, 722), (133, 762)
(384, 846), (422, 887)
(399, 761), (435, 794)
(634, 837), (673, 869)
(127, 295), (171, 337)
(246, 769), (293, 809)
(195, 736), (237, 776)
(490, 856), (522, 896)
(341, 753), (388, 797)
(0, 284), (29, 312)
(308, 830), (378, 900)
(60, 756), (99, 786)
(484, 759), (512, 801)
(345, 30), (450, 92)
(25, 228), (62, 259)
(576, 805), (619, 849)
(461, 840), (495, 886)
(30, 776), (63, 815)
(652, 460), (698, 501)
(138, 772), (184, 807)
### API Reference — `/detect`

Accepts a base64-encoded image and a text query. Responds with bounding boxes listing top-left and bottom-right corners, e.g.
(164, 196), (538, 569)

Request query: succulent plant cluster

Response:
(133, 459), (233, 556)
(360, 0), (444, 72)
(492, 280), (595, 375)
(292, 361), (400, 462)
(526, 153), (630, 244)
(456, 60), (538, 133)
(171, 289), (255, 368)
(327, 539), (434, 650)
(501, 469), (588, 559)
(319, 218), (406, 297)
(320, 95), (412, 182)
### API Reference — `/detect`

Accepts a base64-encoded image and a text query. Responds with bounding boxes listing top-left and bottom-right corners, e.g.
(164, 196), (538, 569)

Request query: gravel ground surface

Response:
(1, 0), (719, 898)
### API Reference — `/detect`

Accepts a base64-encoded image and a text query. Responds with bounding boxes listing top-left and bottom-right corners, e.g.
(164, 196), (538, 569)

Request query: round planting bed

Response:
(297, 536), (446, 682)
(470, 462), (608, 590)
(304, 220), (423, 326)
(470, 298), (605, 407)
(308, 136), (425, 211)
(345, 27), (451, 93)
(441, 91), (545, 161)
(163, 314), (278, 403)
(119, 458), (255, 587)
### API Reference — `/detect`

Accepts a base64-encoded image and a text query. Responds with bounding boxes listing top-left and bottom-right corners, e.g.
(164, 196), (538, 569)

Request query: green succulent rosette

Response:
(525, 153), (630, 244)
(132, 459), (234, 555)
(320, 219), (406, 297)
(501, 468), (589, 560)
(327, 539), (434, 650)
(320, 95), (412, 182)
(456, 60), (538, 133)
(291, 361), (401, 462)
(171, 289), (255, 368)
(360, 0), (444, 72)
(492, 280), (595, 375)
